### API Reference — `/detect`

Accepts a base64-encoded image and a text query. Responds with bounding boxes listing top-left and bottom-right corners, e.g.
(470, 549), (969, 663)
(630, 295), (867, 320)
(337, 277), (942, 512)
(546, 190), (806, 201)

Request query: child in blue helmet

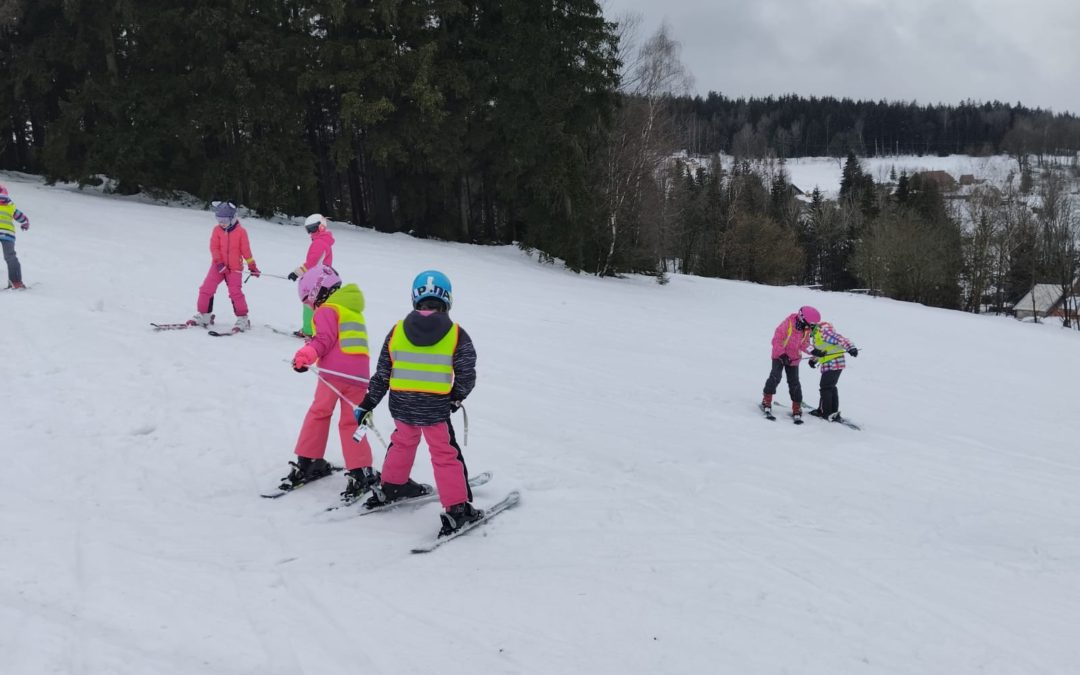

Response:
(353, 270), (480, 537)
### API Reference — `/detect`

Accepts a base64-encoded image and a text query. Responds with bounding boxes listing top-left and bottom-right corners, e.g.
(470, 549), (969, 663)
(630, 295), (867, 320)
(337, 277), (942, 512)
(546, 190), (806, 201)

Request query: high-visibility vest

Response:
(388, 320), (459, 394)
(0, 203), (16, 237)
(320, 300), (369, 355)
(813, 323), (845, 364)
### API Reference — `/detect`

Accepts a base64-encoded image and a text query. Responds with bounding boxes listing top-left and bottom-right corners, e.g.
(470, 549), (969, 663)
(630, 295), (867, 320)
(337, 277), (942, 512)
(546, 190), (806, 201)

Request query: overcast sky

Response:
(602, 0), (1080, 115)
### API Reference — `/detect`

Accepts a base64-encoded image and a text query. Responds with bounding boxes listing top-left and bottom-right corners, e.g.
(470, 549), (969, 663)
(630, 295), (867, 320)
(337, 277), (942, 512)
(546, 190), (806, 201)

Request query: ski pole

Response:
(312, 372), (388, 449)
(309, 364), (370, 384)
(262, 272), (294, 281)
(459, 404), (469, 447)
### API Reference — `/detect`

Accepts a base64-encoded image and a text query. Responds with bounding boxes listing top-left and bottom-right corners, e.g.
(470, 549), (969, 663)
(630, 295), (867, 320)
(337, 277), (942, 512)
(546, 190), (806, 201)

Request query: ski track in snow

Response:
(2, 169), (1080, 674)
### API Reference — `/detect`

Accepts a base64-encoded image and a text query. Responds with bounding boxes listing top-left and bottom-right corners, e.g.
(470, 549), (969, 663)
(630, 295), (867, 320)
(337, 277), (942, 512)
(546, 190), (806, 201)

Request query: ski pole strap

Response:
(309, 365), (370, 384)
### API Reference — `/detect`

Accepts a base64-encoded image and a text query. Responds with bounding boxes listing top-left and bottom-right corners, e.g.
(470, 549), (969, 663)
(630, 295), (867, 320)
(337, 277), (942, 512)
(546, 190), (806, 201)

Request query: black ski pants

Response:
(763, 358), (802, 403)
(818, 370), (843, 416)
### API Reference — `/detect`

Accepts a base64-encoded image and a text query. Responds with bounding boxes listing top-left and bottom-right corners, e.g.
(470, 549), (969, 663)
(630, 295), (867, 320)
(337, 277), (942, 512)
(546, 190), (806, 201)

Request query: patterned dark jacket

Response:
(361, 310), (477, 426)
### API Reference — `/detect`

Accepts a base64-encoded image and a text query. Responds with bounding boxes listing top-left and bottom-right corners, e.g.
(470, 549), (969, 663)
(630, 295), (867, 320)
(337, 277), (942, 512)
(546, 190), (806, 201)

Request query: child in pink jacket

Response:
(189, 201), (261, 331)
(761, 305), (820, 421)
(287, 214), (336, 338)
(283, 264), (378, 502)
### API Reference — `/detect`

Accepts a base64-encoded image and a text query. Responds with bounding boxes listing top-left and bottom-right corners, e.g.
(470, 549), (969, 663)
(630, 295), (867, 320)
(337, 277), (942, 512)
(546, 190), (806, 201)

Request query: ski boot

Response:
(439, 502), (484, 537)
(280, 457), (333, 490)
(187, 312), (212, 327)
(234, 315), (251, 332)
(363, 478), (428, 509)
(791, 400), (803, 423)
(340, 467), (380, 503)
(809, 407), (827, 419)
(828, 411), (844, 424)
(761, 393), (773, 416)
(9, 281), (26, 290)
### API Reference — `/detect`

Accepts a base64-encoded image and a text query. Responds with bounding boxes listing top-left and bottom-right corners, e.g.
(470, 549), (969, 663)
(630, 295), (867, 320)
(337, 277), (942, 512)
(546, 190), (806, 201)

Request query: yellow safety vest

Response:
(316, 285), (369, 355)
(812, 324), (845, 365)
(0, 203), (16, 237)
(388, 320), (459, 394)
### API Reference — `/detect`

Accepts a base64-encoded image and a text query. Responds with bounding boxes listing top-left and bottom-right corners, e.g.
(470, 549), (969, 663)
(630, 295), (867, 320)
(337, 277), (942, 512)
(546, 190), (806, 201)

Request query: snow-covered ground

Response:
(3, 172), (1080, 674)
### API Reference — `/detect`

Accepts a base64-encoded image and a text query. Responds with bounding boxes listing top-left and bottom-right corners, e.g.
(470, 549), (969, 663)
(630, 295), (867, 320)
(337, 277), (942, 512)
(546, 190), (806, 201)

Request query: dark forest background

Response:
(2, 1), (1078, 323)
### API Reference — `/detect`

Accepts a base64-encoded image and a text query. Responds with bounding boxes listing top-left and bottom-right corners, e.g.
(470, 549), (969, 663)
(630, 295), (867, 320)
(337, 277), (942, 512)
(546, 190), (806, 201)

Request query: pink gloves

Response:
(292, 345), (318, 372)
(248, 261), (261, 277)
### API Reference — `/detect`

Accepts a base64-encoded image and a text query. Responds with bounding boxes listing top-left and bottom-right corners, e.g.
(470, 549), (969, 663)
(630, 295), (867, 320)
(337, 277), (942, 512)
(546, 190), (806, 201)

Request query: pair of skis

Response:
(150, 316), (246, 336)
(760, 400), (861, 430)
(262, 469), (518, 553)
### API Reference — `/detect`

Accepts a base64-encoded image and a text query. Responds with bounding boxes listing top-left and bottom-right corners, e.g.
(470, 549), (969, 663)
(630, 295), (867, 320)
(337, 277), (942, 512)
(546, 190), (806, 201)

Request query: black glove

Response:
(778, 354), (791, 366)
(811, 348), (827, 357)
(450, 400), (463, 413)
(353, 407), (370, 425)
(809, 359), (818, 369)
(848, 347), (858, 357)
(288, 271), (299, 281)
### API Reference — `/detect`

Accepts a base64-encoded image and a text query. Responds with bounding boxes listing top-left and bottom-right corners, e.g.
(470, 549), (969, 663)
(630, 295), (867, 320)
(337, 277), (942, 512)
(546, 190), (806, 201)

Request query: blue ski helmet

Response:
(411, 270), (452, 310)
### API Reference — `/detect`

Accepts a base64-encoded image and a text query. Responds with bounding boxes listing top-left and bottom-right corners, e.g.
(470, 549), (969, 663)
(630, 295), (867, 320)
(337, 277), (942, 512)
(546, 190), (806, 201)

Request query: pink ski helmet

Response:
(297, 264), (342, 306)
(797, 305), (821, 327)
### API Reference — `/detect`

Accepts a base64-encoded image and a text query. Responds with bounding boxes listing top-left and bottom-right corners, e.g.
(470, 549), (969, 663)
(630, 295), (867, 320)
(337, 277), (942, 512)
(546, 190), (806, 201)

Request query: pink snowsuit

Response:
(197, 223), (256, 316)
(770, 313), (815, 363)
(293, 285), (373, 470)
(301, 230), (334, 271)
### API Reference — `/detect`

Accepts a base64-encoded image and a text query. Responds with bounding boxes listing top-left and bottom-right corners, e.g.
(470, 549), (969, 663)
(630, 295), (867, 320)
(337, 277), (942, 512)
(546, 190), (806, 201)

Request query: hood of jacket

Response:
(311, 229), (335, 246)
(325, 283), (365, 313)
(402, 309), (453, 347)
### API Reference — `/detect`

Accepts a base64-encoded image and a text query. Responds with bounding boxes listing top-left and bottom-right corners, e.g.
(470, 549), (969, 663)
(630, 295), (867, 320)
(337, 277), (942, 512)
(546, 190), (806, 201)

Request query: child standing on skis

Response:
(284, 264), (379, 501)
(808, 322), (859, 423)
(189, 201), (260, 331)
(353, 270), (479, 537)
(0, 184), (31, 289)
(287, 214), (335, 338)
(761, 305), (820, 422)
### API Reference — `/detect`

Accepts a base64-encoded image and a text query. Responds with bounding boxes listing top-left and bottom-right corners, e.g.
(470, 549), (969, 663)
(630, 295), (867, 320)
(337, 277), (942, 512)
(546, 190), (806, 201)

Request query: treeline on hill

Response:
(1, 4), (1077, 319)
(670, 94), (1080, 159)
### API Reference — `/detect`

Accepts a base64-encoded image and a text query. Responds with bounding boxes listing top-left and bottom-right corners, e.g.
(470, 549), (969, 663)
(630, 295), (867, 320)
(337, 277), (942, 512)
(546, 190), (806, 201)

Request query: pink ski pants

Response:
(294, 379), (373, 470)
(197, 265), (248, 316)
(381, 419), (469, 508)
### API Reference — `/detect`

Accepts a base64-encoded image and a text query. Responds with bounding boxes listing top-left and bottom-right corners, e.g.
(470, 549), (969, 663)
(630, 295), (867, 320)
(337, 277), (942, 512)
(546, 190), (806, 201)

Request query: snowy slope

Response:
(2, 172), (1079, 675)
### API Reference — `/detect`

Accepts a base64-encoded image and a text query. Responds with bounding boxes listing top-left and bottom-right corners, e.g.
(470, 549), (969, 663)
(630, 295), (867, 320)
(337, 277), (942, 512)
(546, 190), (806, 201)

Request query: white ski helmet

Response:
(304, 213), (326, 233)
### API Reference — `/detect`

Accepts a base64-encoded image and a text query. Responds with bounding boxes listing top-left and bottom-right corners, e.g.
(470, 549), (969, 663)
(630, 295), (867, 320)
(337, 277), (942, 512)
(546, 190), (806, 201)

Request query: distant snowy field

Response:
(673, 152), (1077, 198)
(782, 154), (1020, 196)
(2, 170), (1080, 674)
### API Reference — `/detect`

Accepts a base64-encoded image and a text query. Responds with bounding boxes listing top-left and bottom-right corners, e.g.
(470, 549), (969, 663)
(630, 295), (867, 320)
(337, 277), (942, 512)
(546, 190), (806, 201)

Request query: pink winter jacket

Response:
(210, 223), (255, 272)
(303, 284), (370, 387)
(770, 313), (815, 363)
(301, 230), (334, 271)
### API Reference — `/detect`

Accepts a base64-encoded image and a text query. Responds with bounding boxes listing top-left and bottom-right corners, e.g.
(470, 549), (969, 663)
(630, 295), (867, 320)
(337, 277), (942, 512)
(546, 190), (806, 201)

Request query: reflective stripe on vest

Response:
(318, 302), (369, 355)
(0, 204), (15, 236)
(388, 321), (459, 394)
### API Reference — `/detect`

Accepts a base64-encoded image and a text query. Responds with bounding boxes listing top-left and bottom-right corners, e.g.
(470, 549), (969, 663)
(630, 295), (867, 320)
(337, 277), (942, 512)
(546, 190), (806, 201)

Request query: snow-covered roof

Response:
(1014, 284), (1064, 313)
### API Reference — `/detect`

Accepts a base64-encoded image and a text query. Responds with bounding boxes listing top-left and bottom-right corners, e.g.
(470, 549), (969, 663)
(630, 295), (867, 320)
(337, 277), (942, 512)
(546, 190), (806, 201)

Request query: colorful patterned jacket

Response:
(812, 322), (855, 372)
